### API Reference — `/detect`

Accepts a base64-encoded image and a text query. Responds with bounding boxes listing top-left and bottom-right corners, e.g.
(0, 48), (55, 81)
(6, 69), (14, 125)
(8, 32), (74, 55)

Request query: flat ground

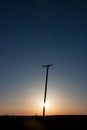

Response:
(0, 115), (87, 130)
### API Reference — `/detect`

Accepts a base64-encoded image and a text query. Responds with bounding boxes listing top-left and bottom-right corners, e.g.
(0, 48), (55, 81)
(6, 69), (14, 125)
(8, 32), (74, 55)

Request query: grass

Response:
(0, 115), (87, 130)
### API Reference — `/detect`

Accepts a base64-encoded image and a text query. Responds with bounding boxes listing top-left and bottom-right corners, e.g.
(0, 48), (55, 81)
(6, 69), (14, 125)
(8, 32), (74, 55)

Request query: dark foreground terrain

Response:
(0, 115), (87, 130)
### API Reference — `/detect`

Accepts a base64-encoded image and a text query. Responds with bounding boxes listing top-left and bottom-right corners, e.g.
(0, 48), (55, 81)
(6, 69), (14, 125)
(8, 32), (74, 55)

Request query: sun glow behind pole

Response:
(42, 64), (53, 118)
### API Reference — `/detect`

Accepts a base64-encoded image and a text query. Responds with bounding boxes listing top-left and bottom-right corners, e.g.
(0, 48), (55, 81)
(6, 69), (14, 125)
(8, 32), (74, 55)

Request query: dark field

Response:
(0, 115), (87, 130)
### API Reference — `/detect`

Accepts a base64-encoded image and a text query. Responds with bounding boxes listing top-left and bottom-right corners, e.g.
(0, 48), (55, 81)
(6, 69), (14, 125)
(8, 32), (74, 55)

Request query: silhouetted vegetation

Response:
(0, 115), (87, 130)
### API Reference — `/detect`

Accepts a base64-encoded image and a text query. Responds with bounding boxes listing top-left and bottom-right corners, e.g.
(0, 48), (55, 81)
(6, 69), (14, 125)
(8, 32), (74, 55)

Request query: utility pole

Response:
(42, 64), (53, 118)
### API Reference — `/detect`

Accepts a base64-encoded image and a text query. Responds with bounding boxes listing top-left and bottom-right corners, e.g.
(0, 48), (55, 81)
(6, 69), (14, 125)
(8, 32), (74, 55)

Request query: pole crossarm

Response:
(42, 64), (53, 68)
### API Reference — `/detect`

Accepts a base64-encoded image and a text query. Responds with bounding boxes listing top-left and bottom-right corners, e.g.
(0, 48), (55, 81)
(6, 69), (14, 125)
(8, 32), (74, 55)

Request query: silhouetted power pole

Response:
(42, 64), (53, 118)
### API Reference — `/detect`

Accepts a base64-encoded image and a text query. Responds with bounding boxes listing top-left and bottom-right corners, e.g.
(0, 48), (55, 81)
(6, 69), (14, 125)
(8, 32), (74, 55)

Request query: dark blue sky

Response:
(0, 0), (87, 115)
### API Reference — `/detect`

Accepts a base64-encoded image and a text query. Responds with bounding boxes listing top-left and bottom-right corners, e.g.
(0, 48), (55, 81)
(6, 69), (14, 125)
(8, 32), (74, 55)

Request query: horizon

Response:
(0, 114), (87, 116)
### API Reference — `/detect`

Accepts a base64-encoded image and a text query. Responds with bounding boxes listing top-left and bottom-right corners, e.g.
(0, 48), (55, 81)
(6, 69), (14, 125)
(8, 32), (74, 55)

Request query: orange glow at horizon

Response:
(0, 103), (87, 115)
(0, 83), (87, 116)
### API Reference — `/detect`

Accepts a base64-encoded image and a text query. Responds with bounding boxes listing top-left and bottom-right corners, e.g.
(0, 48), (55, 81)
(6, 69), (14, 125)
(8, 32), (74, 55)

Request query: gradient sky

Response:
(0, 0), (87, 115)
